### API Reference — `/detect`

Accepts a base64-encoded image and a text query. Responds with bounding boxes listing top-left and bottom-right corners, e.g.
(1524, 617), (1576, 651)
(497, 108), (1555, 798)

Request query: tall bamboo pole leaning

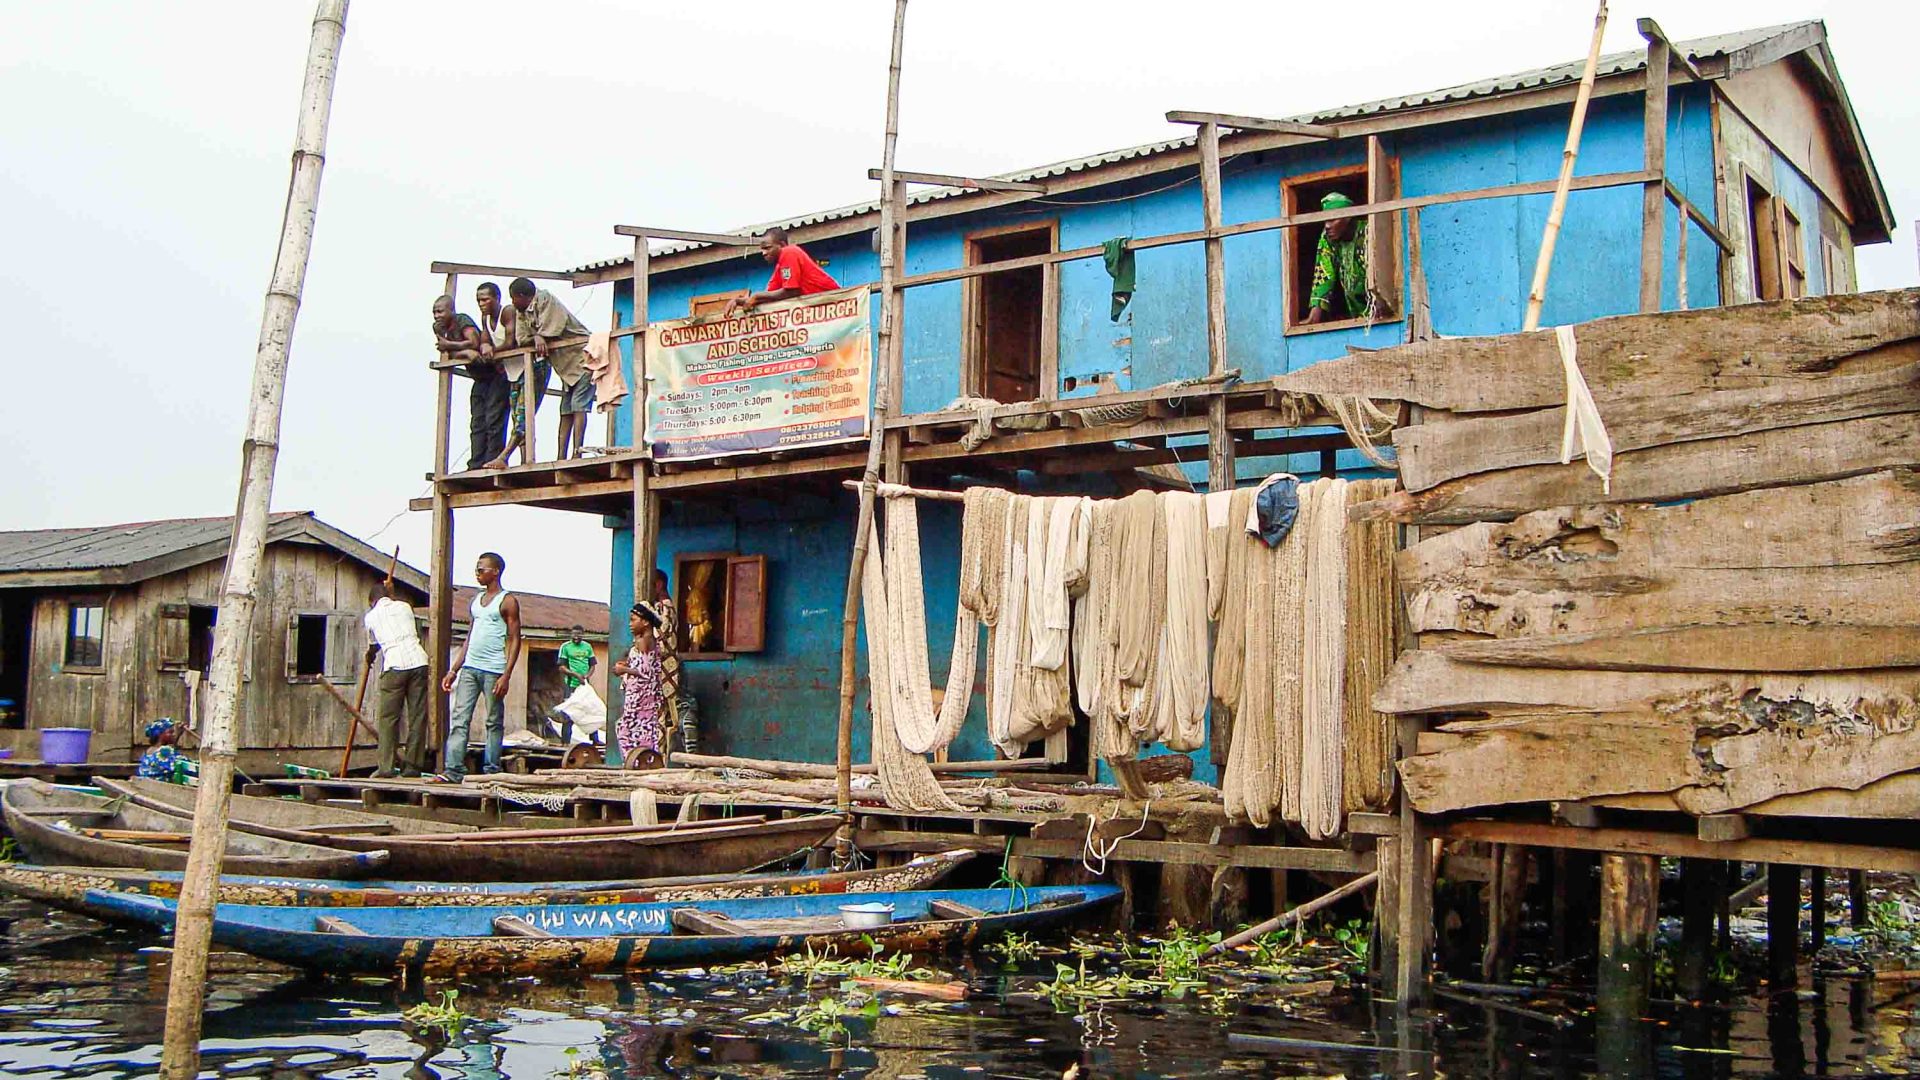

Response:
(159, 2), (348, 1075)
(1521, 0), (1609, 332)
(834, 0), (908, 862)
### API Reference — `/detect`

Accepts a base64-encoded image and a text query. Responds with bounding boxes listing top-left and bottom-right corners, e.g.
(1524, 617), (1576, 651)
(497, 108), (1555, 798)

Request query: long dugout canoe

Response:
(95, 777), (838, 882)
(0, 849), (975, 914)
(87, 884), (1122, 976)
(0, 780), (386, 879)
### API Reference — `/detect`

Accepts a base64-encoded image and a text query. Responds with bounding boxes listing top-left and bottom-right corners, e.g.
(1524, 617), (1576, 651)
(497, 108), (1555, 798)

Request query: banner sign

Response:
(644, 288), (871, 460)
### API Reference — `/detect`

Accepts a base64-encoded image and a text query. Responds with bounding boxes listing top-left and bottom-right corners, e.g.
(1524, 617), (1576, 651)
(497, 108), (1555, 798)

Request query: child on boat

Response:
(614, 602), (666, 764)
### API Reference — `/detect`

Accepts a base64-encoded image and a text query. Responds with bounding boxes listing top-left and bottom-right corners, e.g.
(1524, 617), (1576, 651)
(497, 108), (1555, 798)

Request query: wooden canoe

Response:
(0, 849), (976, 911)
(94, 776), (837, 882)
(86, 884), (1121, 976)
(0, 780), (387, 879)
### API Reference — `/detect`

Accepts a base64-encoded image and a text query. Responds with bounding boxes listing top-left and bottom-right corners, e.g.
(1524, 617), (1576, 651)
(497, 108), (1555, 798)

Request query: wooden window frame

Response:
(1780, 204), (1806, 299)
(1743, 169), (1784, 302)
(671, 551), (768, 661)
(1820, 236), (1850, 296)
(960, 218), (1060, 402)
(285, 609), (358, 685)
(689, 289), (748, 319)
(157, 602), (191, 672)
(1281, 152), (1403, 336)
(63, 596), (107, 673)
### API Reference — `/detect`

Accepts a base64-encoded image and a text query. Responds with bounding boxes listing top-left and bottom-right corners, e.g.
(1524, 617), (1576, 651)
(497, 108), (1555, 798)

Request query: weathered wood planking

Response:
(1271, 288), (1920, 413)
(1596, 770), (1920, 820)
(1358, 412), (1920, 526)
(1398, 674), (1920, 813)
(1373, 650), (1920, 716)
(1438, 624), (1920, 672)
(1393, 472), (1920, 667)
(1393, 353), (1920, 492)
(1399, 714), (1702, 812)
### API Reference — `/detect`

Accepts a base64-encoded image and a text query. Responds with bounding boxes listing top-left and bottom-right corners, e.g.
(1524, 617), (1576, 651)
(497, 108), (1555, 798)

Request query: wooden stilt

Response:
(1374, 836), (1401, 986)
(1638, 24), (1670, 314)
(1597, 852), (1657, 1021)
(427, 270), (457, 765)
(1809, 866), (1826, 952)
(1482, 843), (1527, 982)
(1549, 848), (1571, 963)
(1391, 714), (1434, 1005)
(1196, 118), (1236, 767)
(1768, 863), (1801, 988)
(1850, 869), (1869, 928)
(1522, 0), (1610, 332)
(160, 3), (348, 1075)
(1677, 857), (1722, 1000)
(834, 0), (909, 860)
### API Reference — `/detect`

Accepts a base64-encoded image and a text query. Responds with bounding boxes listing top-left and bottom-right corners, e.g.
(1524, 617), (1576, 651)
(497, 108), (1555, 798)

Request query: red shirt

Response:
(766, 244), (840, 295)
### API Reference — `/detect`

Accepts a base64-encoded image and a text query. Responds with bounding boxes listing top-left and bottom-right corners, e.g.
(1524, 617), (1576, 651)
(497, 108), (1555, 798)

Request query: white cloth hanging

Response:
(1556, 324), (1613, 493)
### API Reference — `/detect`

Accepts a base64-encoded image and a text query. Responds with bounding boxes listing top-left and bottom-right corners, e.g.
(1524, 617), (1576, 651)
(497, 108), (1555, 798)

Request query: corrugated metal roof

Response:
(572, 21), (1820, 274)
(0, 513), (307, 574)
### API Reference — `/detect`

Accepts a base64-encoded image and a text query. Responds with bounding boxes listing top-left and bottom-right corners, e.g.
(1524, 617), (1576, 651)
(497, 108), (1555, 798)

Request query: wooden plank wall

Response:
(1277, 289), (1920, 820)
(21, 542), (381, 756)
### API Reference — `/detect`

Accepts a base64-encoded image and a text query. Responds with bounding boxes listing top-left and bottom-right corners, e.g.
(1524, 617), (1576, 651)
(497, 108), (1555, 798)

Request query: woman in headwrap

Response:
(137, 718), (189, 783)
(612, 603), (666, 762)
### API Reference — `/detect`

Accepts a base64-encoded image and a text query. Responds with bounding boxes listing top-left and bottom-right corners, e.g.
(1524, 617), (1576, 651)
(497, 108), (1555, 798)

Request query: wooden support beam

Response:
(1676, 858), (1722, 1000)
(1442, 819), (1920, 875)
(1597, 853), (1658, 1020)
(1768, 864), (1801, 987)
(1166, 109), (1341, 139)
(1640, 31), (1670, 313)
(1851, 869), (1869, 928)
(1809, 867), (1827, 952)
(1483, 845), (1527, 982)
(428, 261), (574, 281)
(1392, 714), (1435, 1007)
(867, 168), (1046, 193)
(1197, 119), (1235, 505)
(1637, 18), (1707, 83)
(612, 225), (762, 247)
(1663, 178), (1736, 251)
(1698, 814), (1750, 842)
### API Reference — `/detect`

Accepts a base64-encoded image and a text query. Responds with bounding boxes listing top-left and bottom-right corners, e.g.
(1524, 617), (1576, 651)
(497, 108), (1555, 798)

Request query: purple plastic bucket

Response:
(38, 727), (92, 765)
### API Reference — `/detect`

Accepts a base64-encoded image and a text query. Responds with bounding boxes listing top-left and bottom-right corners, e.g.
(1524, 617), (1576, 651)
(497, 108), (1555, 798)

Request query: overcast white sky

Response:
(3, 1), (1913, 602)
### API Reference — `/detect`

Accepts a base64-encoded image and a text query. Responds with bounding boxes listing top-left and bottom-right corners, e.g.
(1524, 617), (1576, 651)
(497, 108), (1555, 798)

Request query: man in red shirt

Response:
(726, 227), (839, 317)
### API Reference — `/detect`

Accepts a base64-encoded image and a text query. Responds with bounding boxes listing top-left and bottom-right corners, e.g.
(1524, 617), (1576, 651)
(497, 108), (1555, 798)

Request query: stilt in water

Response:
(1597, 852), (1657, 1080)
(1597, 853), (1658, 1018)
(1677, 858), (1722, 1000)
(1482, 844), (1527, 981)
(1809, 867), (1827, 953)
(1850, 869), (1869, 929)
(1768, 864), (1802, 989)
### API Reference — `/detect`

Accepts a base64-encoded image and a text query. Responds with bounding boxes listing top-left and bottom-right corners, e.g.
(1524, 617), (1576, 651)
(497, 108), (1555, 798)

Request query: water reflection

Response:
(3, 896), (1920, 1079)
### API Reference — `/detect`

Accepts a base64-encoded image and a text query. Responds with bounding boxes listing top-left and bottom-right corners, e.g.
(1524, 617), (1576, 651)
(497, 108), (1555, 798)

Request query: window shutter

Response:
(325, 612), (358, 683)
(157, 604), (190, 671)
(722, 555), (767, 653)
(1365, 136), (1401, 318)
(285, 614), (302, 681)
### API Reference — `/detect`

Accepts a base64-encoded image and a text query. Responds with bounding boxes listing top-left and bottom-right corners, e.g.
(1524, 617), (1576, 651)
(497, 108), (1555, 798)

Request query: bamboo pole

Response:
(1521, 0), (1610, 332)
(159, 2), (348, 1074)
(1206, 871), (1380, 955)
(834, 0), (908, 864)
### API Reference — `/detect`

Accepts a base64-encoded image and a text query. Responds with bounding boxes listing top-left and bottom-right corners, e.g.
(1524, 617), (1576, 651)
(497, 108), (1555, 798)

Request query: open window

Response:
(1781, 205), (1806, 299)
(64, 597), (106, 672)
(286, 611), (357, 683)
(1283, 149), (1400, 334)
(158, 603), (216, 672)
(963, 221), (1057, 403)
(672, 552), (768, 659)
(1745, 174), (1783, 301)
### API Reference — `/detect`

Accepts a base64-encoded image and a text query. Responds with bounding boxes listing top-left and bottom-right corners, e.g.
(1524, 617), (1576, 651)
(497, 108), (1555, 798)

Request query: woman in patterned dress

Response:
(137, 718), (188, 783)
(613, 603), (666, 760)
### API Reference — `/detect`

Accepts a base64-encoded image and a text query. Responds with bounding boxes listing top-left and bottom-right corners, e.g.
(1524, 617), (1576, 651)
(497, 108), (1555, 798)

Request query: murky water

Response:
(3, 895), (1919, 1079)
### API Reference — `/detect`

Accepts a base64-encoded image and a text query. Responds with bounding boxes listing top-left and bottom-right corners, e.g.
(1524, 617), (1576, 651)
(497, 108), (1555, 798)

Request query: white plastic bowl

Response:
(839, 902), (895, 929)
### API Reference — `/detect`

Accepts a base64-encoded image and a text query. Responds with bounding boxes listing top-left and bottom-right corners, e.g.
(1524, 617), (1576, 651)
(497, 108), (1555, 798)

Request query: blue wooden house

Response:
(423, 19), (1891, 776)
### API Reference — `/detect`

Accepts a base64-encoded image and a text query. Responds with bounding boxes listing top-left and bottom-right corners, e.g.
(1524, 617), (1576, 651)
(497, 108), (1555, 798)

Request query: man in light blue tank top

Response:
(437, 551), (522, 781)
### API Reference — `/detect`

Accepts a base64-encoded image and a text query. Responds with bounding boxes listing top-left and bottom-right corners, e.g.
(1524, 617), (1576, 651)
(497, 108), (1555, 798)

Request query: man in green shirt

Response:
(1304, 190), (1372, 324)
(557, 626), (597, 694)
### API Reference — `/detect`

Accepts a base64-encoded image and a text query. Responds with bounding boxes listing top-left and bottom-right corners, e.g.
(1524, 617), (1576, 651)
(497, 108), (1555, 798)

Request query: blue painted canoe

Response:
(87, 884), (1121, 976)
(0, 849), (974, 910)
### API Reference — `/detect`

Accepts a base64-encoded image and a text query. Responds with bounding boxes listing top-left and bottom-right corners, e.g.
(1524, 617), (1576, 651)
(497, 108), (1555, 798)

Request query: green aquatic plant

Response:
(791, 986), (879, 1042)
(1249, 924), (1302, 972)
(551, 1046), (607, 1080)
(0, 837), (19, 863)
(776, 939), (942, 983)
(403, 989), (467, 1039)
(1332, 918), (1371, 969)
(988, 931), (1039, 964)
(1141, 924), (1220, 986)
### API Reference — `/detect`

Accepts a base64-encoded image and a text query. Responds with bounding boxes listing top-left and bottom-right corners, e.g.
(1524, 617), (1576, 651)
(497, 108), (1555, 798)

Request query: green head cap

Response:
(1320, 191), (1355, 211)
